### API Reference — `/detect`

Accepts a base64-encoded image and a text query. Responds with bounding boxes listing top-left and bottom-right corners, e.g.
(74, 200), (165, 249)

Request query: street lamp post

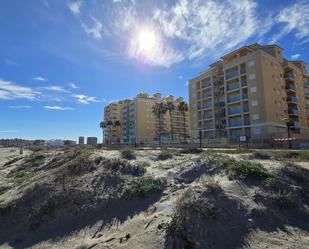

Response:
(199, 129), (202, 148)
(281, 117), (292, 149)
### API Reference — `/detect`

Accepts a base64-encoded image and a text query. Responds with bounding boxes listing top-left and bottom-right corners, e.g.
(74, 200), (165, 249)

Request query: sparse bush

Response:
(252, 152), (272, 160)
(130, 176), (166, 196)
(157, 150), (173, 160)
(275, 190), (294, 208)
(13, 172), (36, 184)
(121, 148), (136, 160)
(266, 150), (309, 162)
(66, 152), (95, 175)
(223, 158), (275, 182)
(180, 147), (203, 154)
(202, 179), (222, 193)
(103, 158), (146, 176)
(135, 161), (150, 168)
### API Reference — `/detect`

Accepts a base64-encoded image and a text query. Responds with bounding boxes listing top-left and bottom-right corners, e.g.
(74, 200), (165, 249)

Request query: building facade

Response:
(103, 93), (189, 145)
(189, 43), (309, 146)
(78, 136), (84, 145)
(87, 137), (98, 145)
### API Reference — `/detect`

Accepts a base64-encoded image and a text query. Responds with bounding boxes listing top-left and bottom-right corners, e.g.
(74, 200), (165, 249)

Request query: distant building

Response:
(102, 93), (189, 145)
(44, 139), (64, 148)
(64, 140), (77, 146)
(87, 137), (98, 145)
(78, 136), (85, 145)
(0, 139), (37, 147)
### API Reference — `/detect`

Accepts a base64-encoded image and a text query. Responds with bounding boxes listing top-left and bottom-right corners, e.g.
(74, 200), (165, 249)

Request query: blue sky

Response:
(1, 0), (309, 141)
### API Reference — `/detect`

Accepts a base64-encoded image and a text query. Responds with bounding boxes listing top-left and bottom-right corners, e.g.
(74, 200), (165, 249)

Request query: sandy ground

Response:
(0, 148), (308, 249)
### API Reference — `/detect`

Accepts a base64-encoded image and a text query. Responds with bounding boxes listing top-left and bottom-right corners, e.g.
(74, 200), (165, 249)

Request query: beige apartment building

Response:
(189, 43), (309, 146)
(103, 101), (123, 144)
(103, 93), (189, 145)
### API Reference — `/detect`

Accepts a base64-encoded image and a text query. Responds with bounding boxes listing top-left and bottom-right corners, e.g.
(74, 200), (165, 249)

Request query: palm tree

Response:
(167, 101), (175, 143)
(106, 120), (114, 145)
(152, 102), (168, 145)
(99, 121), (106, 145)
(177, 101), (189, 143)
(114, 120), (121, 144)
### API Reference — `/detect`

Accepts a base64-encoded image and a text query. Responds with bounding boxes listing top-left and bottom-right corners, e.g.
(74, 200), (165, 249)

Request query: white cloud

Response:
(73, 94), (99, 104)
(0, 79), (40, 100)
(68, 82), (79, 89)
(42, 85), (70, 93)
(8, 105), (31, 109)
(0, 130), (18, 133)
(44, 106), (74, 111)
(81, 16), (103, 40)
(178, 75), (183, 80)
(272, 1), (309, 43)
(68, 1), (82, 15)
(33, 76), (47, 81)
(4, 60), (18, 66)
(291, 53), (301, 60)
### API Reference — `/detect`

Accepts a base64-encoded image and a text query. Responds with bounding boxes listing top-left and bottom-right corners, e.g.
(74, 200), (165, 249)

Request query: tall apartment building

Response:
(189, 43), (309, 145)
(103, 101), (123, 145)
(78, 136), (84, 145)
(103, 93), (189, 145)
(87, 137), (98, 145)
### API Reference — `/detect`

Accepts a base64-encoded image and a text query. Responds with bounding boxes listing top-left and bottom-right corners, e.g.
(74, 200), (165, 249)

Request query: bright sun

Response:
(137, 29), (156, 53)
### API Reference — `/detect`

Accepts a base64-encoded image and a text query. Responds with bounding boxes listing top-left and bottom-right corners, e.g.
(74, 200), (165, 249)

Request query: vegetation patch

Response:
(264, 150), (309, 162)
(157, 150), (173, 160)
(129, 176), (166, 196)
(251, 152), (272, 160)
(135, 161), (151, 168)
(103, 158), (146, 176)
(221, 158), (275, 182)
(12, 171), (36, 184)
(121, 148), (136, 160)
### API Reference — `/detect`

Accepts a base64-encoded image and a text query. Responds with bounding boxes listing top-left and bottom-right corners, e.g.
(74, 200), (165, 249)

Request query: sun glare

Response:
(137, 29), (156, 53)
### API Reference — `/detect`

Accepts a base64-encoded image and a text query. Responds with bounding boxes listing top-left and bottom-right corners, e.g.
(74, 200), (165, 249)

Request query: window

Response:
(251, 100), (258, 107)
(252, 114), (259, 120)
(252, 128), (261, 135)
(249, 73), (256, 80)
(250, 86), (257, 93)
(248, 60), (255, 67)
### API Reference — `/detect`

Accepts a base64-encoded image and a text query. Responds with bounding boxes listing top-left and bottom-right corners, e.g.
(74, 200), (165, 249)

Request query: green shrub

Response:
(130, 176), (165, 196)
(266, 150), (309, 162)
(103, 158), (146, 176)
(223, 158), (275, 182)
(121, 148), (136, 160)
(135, 161), (150, 168)
(12, 172), (36, 184)
(157, 150), (173, 160)
(252, 152), (272, 160)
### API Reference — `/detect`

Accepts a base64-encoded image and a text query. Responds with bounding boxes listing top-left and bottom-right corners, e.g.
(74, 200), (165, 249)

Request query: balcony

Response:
(229, 121), (243, 128)
(226, 70), (239, 80)
(242, 93), (248, 100)
(288, 109), (299, 116)
(291, 121), (300, 127)
(203, 114), (213, 120)
(287, 96), (298, 103)
(228, 108), (241, 116)
(241, 81), (248, 87)
(227, 82), (240, 91)
(284, 72), (295, 80)
(305, 92), (309, 98)
(286, 84), (296, 92)
(243, 107), (249, 113)
(304, 82), (309, 87)
(202, 83), (212, 89)
(306, 102), (309, 107)
(228, 95), (241, 103)
(203, 103), (213, 109)
(204, 125), (214, 130)
(202, 92), (212, 99)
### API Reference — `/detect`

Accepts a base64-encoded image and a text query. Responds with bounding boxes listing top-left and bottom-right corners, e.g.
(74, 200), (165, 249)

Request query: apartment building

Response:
(87, 137), (98, 145)
(103, 93), (189, 145)
(103, 101), (123, 144)
(189, 43), (309, 146)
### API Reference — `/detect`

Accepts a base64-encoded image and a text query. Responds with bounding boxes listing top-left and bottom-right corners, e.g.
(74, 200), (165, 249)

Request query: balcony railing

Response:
(305, 92), (309, 98)
(228, 109), (241, 115)
(286, 84), (296, 92)
(288, 109), (299, 115)
(241, 81), (248, 87)
(203, 103), (213, 109)
(226, 70), (239, 80)
(202, 83), (211, 88)
(240, 68), (246, 74)
(228, 95), (241, 103)
(287, 96), (298, 103)
(204, 125), (214, 130)
(203, 92), (212, 98)
(306, 102), (309, 107)
(229, 121), (243, 127)
(227, 82), (240, 91)
(291, 121), (300, 127)
(242, 93), (248, 100)
(304, 82), (309, 87)
(243, 107), (249, 113)
(285, 72), (295, 79)
(203, 114), (213, 120)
